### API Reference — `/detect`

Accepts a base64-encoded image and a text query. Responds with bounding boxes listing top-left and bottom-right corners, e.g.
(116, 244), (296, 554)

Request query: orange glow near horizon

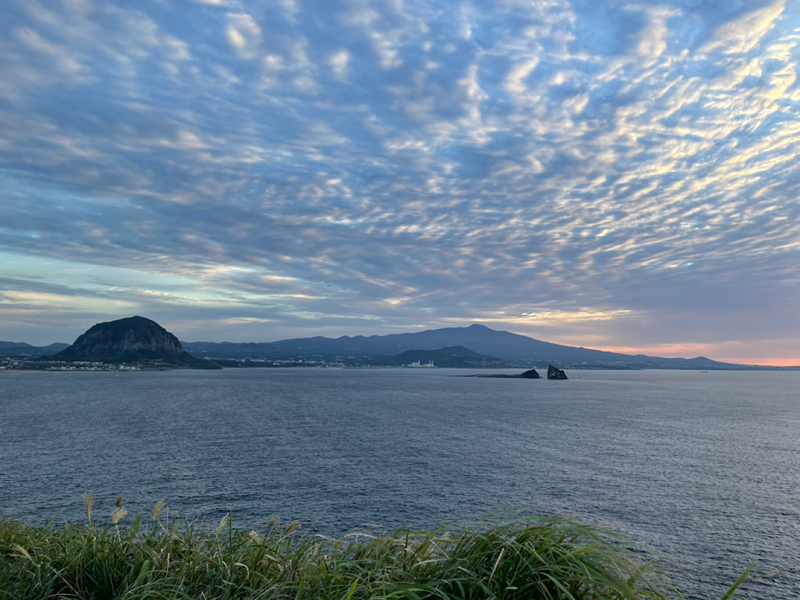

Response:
(593, 344), (800, 367)
(712, 358), (800, 367)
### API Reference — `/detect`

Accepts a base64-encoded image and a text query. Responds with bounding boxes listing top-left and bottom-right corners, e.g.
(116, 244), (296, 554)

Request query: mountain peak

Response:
(180, 323), (739, 368)
(49, 316), (217, 368)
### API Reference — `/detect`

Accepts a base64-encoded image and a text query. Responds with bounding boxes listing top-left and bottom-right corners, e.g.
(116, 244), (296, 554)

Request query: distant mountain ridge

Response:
(10, 321), (797, 370)
(376, 346), (506, 368)
(48, 316), (217, 368)
(0, 341), (69, 357)
(180, 323), (783, 369)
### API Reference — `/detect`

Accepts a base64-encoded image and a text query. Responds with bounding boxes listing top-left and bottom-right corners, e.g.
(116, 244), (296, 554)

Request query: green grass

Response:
(0, 499), (752, 600)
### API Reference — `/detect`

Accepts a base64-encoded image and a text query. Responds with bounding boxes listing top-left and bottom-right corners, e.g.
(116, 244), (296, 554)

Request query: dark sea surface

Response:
(1, 368), (798, 598)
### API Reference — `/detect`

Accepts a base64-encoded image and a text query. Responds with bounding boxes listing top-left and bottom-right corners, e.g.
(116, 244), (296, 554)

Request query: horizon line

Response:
(5, 319), (799, 368)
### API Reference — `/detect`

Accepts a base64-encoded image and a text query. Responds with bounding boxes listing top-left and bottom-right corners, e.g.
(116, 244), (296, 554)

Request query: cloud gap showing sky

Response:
(0, 0), (799, 364)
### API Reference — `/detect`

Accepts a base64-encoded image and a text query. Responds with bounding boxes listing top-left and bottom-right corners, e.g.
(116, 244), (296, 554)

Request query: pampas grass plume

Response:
(81, 493), (95, 525)
(111, 506), (128, 525)
(152, 498), (166, 521)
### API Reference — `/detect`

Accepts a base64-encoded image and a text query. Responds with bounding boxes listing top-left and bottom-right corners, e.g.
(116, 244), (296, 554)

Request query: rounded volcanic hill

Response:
(49, 316), (216, 368)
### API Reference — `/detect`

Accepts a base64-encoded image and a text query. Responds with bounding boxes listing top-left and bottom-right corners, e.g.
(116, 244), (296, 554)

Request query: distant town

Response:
(1, 355), (493, 372)
(2, 357), (143, 372)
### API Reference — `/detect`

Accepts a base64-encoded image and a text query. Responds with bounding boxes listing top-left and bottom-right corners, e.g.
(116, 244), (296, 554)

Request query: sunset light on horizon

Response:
(1, 0), (799, 365)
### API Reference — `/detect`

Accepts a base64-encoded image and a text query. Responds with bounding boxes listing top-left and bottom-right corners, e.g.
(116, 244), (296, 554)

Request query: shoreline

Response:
(4, 365), (800, 372)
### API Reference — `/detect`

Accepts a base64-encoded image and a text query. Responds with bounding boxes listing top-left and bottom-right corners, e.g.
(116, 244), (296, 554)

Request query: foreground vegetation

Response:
(1, 497), (753, 600)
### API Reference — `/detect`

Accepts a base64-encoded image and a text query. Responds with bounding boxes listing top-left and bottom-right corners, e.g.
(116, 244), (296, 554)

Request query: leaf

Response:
(718, 562), (757, 600)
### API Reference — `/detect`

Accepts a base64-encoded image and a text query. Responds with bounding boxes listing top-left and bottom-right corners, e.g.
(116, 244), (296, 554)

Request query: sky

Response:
(1, 0), (799, 365)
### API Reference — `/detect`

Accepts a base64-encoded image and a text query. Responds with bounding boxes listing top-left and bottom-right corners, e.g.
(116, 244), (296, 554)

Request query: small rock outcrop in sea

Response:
(547, 365), (568, 380)
(519, 368), (540, 379)
(468, 368), (540, 379)
(47, 316), (219, 369)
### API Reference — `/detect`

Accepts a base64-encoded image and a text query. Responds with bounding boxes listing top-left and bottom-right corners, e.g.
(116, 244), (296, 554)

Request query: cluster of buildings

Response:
(208, 356), (348, 368)
(0, 357), (142, 371)
(46, 362), (141, 371)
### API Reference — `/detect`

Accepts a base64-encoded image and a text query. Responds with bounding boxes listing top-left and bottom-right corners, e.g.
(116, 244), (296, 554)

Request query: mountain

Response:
(0, 341), (34, 350)
(12, 322), (797, 370)
(47, 316), (218, 368)
(434, 345), (487, 357)
(182, 324), (745, 369)
(0, 342), (69, 357)
(374, 346), (506, 368)
(180, 324), (800, 370)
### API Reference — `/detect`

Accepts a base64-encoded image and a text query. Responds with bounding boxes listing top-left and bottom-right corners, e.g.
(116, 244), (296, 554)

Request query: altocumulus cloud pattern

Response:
(0, 0), (799, 362)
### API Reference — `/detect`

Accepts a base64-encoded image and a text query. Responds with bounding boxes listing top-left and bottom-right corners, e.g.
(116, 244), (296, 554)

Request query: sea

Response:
(1, 368), (798, 599)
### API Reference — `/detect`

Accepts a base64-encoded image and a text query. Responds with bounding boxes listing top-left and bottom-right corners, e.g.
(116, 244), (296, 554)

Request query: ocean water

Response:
(1, 368), (798, 598)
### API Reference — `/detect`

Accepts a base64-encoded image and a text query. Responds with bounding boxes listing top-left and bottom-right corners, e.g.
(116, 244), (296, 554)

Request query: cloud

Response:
(226, 13), (261, 59)
(443, 309), (635, 327)
(0, 0), (798, 361)
(635, 6), (682, 61)
(700, 0), (786, 55)
(220, 317), (275, 325)
(505, 58), (539, 96)
(0, 290), (137, 313)
(329, 49), (351, 78)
